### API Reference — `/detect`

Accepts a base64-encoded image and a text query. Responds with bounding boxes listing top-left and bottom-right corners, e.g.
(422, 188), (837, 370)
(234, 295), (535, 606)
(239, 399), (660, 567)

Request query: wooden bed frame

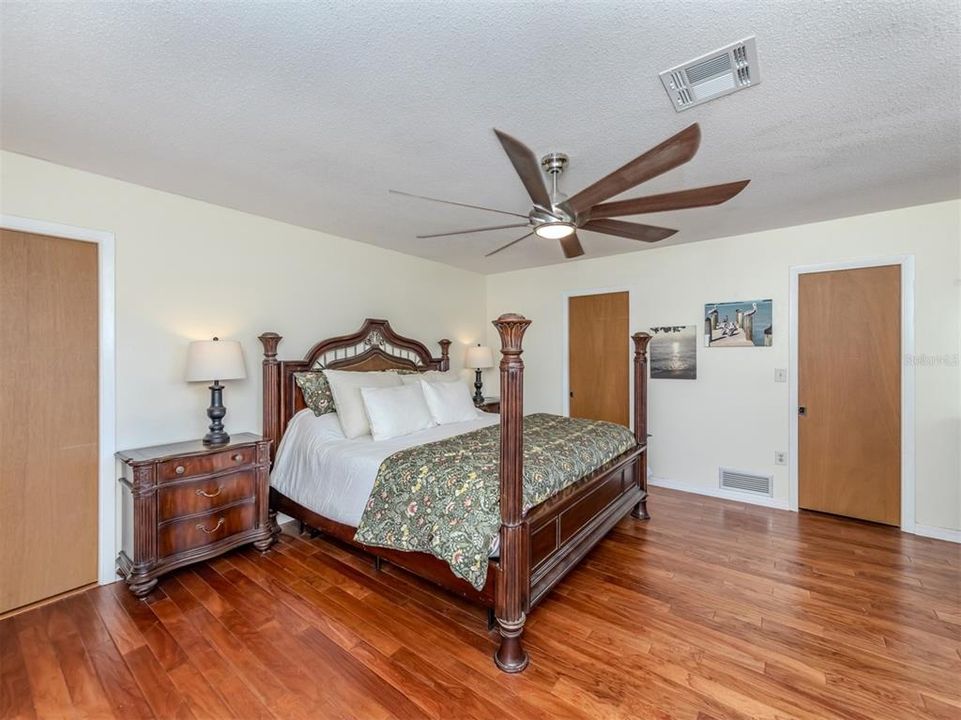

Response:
(258, 315), (652, 672)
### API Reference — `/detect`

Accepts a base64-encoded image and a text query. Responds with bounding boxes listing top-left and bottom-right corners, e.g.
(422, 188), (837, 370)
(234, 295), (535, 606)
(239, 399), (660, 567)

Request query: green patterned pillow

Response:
(294, 371), (336, 416)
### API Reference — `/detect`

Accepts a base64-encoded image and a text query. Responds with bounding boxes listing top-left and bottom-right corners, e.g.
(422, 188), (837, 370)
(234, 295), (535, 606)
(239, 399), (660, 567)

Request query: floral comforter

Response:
(353, 413), (637, 589)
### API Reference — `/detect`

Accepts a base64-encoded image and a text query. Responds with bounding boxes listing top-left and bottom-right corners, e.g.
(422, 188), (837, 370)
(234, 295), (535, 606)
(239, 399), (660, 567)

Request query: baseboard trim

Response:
(651, 477), (961, 542)
(649, 476), (791, 510)
(912, 524), (961, 544)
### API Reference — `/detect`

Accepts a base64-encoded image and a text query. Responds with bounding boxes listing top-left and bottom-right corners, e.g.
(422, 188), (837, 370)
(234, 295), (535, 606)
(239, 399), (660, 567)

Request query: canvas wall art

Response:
(704, 300), (773, 347)
(649, 325), (697, 379)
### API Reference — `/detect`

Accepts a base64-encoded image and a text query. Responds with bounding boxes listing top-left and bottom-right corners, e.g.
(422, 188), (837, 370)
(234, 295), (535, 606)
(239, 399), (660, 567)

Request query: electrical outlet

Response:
(775, 451), (787, 465)
(774, 368), (787, 383)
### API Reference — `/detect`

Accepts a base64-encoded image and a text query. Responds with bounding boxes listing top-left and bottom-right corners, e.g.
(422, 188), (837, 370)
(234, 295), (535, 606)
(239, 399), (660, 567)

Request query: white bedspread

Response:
(270, 408), (500, 527)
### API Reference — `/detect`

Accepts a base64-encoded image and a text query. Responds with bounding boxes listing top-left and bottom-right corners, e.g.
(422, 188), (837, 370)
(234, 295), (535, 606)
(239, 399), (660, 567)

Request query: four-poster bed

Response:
(258, 315), (652, 672)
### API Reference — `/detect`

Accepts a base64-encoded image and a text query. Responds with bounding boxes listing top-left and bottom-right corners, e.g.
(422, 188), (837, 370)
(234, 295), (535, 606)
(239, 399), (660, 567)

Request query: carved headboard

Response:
(258, 319), (451, 462)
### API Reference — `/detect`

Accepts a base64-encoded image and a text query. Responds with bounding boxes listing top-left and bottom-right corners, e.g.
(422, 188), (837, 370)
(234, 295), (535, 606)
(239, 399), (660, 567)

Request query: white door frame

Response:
(1, 214), (118, 584)
(561, 286), (633, 426)
(788, 255), (915, 532)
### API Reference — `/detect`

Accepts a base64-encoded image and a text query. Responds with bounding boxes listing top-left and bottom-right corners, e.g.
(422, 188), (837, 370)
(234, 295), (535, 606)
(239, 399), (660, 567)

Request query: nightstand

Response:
(476, 397), (500, 413)
(116, 433), (274, 597)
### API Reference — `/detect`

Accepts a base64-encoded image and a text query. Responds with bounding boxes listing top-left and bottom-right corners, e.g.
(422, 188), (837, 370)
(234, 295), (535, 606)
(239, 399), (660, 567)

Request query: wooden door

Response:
(798, 265), (901, 525)
(568, 291), (629, 425)
(0, 229), (99, 614)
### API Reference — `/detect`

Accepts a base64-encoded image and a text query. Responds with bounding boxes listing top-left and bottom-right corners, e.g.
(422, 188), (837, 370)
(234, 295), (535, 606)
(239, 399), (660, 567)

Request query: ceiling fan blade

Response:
(580, 219), (677, 243)
(417, 223), (530, 239)
(389, 189), (530, 219)
(559, 233), (584, 259)
(566, 123), (702, 217)
(485, 232), (533, 257)
(589, 180), (750, 219)
(493, 129), (553, 210)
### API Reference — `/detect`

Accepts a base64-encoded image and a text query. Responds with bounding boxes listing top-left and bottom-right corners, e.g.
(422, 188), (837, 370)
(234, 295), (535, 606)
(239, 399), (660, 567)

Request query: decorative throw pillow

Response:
(360, 383), (436, 441)
(324, 369), (404, 438)
(294, 371), (336, 416)
(420, 379), (479, 425)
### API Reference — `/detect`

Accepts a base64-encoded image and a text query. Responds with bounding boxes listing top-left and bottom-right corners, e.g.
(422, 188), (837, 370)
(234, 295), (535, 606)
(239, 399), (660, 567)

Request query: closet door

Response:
(568, 291), (630, 425)
(0, 229), (99, 614)
(798, 265), (901, 525)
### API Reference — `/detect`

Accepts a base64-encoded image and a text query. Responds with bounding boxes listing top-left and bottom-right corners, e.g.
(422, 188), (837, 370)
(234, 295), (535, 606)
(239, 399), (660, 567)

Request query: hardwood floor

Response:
(2, 487), (959, 719)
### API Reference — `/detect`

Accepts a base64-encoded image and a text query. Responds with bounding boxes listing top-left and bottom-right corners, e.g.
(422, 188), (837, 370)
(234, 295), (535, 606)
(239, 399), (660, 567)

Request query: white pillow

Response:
(324, 369), (403, 438)
(360, 384), (436, 441)
(400, 369), (462, 385)
(420, 379), (479, 425)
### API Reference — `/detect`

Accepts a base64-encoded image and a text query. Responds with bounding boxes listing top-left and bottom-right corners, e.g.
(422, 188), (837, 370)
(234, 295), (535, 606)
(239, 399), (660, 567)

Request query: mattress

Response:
(270, 408), (500, 527)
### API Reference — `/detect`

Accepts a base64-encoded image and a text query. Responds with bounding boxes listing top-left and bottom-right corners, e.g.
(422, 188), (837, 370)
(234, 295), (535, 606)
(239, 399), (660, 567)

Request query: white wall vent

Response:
(719, 467), (772, 497)
(659, 37), (760, 112)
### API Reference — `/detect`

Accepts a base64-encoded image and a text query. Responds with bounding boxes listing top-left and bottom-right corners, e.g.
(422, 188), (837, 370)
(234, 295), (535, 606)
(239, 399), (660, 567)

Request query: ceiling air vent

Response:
(719, 467), (772, 497)
(659, 37), (760, 112)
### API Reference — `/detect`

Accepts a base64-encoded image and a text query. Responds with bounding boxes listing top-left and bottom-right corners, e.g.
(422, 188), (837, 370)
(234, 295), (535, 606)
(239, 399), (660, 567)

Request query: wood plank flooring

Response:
(2, 487), (959, 719)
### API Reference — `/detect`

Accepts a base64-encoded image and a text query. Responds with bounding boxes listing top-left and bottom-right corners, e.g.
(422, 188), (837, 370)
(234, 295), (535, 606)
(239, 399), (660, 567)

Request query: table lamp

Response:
(185, 337), (247, 446)
(465, 344), (494, 405)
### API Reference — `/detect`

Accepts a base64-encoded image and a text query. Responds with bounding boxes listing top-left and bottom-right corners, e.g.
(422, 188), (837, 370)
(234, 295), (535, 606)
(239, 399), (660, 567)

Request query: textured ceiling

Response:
(1, 2), (959, 273)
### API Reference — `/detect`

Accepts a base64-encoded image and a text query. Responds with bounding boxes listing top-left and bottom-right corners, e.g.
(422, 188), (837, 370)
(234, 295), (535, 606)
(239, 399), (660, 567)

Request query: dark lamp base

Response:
(203, 380), (231, 446)
(203, 430), (231, 446)
(472, 368), (485, 405)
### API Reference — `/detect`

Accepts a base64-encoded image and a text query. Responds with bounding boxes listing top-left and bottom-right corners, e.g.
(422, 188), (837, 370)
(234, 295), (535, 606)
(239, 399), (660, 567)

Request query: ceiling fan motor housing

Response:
(529, 206), (571, 224)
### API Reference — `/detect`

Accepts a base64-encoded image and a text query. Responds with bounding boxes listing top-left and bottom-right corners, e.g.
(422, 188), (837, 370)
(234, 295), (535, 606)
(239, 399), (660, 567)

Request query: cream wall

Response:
(0, 151), (489, 452)
(486, 200), (961, 534)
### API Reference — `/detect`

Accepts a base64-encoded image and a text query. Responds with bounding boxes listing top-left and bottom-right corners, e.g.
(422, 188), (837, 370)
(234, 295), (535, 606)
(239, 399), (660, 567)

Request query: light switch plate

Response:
(774, 368), (787, 383)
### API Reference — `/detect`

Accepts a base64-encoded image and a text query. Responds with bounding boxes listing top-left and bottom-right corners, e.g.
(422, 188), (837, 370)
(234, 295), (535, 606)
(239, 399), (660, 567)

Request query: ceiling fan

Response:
(390, 123), (749, 259)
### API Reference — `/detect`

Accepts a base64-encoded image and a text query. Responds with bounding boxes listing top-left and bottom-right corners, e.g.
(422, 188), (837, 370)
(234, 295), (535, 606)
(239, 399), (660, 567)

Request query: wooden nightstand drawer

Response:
(158, 470), (256, 522)
(159, 501), (257, 557)
(157, 445), (255, 482)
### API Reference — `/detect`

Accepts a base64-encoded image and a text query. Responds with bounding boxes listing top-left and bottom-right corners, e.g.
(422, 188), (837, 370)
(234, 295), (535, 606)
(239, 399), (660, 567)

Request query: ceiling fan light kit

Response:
(392, 122), (750, 261)
(534, 222), (576, 240)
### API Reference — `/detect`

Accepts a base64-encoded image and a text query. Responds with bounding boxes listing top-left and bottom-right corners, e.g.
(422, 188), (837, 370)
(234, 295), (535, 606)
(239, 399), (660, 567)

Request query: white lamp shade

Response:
(185, 339), (247, 382)
(465, 345), (494, 369)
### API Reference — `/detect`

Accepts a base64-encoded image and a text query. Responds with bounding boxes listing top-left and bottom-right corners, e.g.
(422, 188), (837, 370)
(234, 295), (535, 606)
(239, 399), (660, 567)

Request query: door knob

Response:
(798, 406), (807, 416)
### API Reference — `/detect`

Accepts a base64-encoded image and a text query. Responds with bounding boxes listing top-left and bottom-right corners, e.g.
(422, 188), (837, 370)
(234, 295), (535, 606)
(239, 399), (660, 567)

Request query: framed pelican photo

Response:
(649, 325), (697, 379)
(704, 300), (773, 347)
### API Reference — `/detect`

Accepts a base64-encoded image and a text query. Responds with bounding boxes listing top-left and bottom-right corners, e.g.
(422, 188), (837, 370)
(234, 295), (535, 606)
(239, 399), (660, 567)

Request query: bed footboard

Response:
(525, 445), (644, 607)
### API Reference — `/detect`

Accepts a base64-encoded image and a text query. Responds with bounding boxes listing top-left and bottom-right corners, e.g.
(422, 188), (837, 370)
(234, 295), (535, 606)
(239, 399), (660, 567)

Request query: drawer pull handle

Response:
(195, 486), (223, 499)
(196, 518), (225, 534)
(175, 465), (186, 475)
(232, 453), (243, 462)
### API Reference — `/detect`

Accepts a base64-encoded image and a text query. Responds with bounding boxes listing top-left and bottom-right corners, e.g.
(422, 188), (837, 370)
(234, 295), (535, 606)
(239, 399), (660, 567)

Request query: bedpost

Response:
(492, 313), (531, 673)
(631, 332), (652, 520)
(258, 332), (283, 465)
(438, 338), (451, 371)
